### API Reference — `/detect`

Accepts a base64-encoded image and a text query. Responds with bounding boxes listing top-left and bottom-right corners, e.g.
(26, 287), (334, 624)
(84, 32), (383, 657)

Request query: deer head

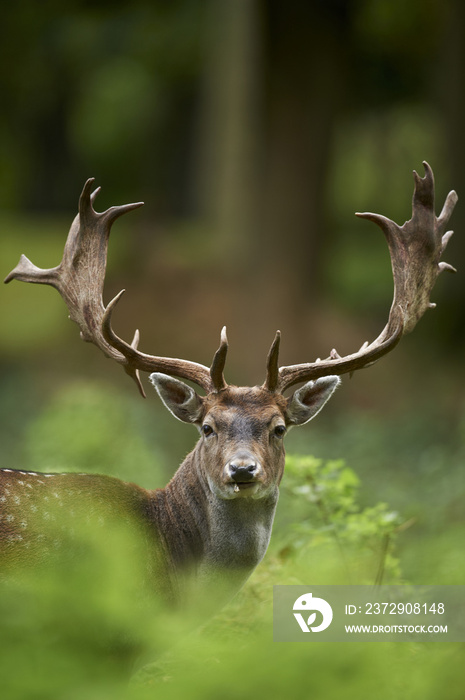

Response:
(151, 377), (339, 502)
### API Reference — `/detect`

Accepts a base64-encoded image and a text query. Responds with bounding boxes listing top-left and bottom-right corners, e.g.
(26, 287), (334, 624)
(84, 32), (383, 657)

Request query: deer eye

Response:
(273, 425), (286, 439)
(202, 424), (215, 437)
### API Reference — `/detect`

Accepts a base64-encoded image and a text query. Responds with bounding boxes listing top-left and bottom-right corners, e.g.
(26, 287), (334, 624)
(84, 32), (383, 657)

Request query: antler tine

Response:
(4, 179), (215, 396)
(263, 330), (281, 392)
(209, 326), (229, 391)
(275, 162), (458, 393)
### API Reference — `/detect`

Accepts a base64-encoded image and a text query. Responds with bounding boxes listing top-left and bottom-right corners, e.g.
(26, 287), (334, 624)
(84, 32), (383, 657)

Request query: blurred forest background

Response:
(0, 0), (465, 697)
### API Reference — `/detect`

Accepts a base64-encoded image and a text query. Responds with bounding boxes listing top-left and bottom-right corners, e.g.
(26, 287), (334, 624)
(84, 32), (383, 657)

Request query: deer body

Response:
(1, 162), (458, 614)
(0, 382), (338, 607)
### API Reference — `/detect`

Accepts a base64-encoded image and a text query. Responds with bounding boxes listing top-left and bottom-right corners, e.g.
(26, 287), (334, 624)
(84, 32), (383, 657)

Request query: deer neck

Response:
(151, 447), (279, 592)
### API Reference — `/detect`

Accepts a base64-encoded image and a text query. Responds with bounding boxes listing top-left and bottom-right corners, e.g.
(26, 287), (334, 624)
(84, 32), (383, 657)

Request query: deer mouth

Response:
(228, 480), (259, 496)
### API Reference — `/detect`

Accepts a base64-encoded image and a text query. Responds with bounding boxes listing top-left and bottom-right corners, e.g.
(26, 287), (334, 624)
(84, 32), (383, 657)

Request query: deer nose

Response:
(228, 458), (258, 483)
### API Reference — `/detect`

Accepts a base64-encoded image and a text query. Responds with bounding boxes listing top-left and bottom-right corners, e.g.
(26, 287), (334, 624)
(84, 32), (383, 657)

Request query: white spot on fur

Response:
(8, 534), (23, 543)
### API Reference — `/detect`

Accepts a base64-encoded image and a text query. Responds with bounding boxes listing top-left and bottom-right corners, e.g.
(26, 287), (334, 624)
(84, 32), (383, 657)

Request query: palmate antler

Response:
(263, 162), (458, 392)
(4, 163), (458, 397)
(4, 179), (228, 397)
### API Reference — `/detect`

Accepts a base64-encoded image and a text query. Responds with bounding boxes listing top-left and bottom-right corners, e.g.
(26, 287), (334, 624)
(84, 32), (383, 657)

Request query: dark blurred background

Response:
(0, 0), (464, 583)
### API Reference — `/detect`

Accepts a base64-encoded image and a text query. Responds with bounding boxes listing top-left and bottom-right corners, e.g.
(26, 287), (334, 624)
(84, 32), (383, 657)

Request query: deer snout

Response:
(227, 453), (260, 483)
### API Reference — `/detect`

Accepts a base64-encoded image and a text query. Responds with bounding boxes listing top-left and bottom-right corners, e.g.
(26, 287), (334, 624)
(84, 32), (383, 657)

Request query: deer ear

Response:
(285, 376), (340, 427)
(149, 373), (204, 424)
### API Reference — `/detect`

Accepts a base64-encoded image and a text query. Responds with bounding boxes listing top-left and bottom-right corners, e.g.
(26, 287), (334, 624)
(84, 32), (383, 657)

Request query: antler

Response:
(4, 179), (228, 396)
(264, 162), (458, 393)
(4, 164), (457, 398)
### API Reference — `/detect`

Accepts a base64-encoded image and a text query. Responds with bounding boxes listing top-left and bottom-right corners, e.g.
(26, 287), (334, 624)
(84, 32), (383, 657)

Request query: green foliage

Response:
(132, 608), (465, 700)
(0, 510), (179, 700)
(0, 446), (463, 699)
(273, 455), (402, 585)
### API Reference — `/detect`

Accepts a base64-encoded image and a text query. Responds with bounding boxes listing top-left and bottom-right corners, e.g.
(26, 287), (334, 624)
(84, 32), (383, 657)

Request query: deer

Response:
(0, 162), (458, 614)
